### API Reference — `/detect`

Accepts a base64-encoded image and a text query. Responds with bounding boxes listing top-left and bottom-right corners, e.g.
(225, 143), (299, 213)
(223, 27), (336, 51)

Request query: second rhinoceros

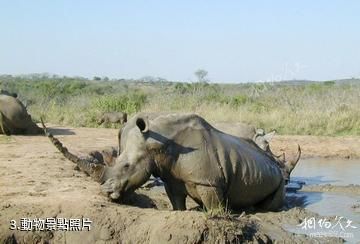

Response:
(44, 113), (300, 211)
(98, 112), (127, 126)
(0, 89), (17, 98)
(0, 94), (43, 135)
(213, 122), (276, 153)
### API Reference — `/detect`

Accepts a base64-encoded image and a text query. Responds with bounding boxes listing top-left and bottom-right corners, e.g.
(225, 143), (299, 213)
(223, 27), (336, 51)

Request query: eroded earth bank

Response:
(1, 126), (359, 243)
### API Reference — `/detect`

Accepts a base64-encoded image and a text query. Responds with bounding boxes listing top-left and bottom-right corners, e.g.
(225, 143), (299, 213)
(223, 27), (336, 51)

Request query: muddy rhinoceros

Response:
(98, 112), (127, 126)
(213, 122), (276, 153)
(0, 89), (17, 98)
(43, 113), (301, 211)
(0, 94), (42, 135)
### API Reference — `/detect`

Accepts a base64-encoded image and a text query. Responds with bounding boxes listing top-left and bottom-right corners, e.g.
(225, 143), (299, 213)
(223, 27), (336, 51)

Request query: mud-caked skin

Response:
(105, 113), (301, 211)
(123, 114), (275, 153)
(98, 112), (127, 125)
(0, 94), (43, 135)
(213, 123), (299, 182)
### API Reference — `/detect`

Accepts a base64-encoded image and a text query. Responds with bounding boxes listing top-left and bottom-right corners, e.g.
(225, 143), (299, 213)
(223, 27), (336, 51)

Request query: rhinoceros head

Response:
(101, 117), (155, 200)
(43, 116), (159, 201)
(253, 129), (276, 152)
(270, 145), (301, 184)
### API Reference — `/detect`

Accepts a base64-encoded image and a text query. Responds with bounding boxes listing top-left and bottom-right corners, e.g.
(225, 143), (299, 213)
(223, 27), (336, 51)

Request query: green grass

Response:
(1, 74), (359, 135)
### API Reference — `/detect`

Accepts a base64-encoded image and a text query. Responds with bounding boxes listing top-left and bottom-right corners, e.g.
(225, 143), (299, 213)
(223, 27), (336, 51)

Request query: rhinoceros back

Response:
(205, 128), (283, 208)
(149, 114), (284, 208)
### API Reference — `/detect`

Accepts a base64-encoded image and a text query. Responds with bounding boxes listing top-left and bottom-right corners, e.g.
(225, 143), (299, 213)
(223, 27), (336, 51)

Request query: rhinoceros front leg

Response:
(196, 185), (224, 211)
(164, 181), (187, 210)
(0, 122), (10, 136)
(255, 179), (285, 211)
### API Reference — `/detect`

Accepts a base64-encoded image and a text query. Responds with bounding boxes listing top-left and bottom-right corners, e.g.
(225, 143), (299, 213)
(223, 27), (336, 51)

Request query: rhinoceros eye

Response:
(123, 163), (130, 169)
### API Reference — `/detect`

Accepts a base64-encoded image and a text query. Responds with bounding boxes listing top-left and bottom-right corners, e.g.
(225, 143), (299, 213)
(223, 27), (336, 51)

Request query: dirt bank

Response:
(0, 126), (354, 243)
(301, 184), (360, 196)
(271, 135), (360, 159)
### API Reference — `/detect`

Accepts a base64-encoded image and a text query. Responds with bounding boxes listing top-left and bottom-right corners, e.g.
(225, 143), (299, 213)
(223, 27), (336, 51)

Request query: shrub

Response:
(93, 92), (147, 115)
(229, 95), (248, 108)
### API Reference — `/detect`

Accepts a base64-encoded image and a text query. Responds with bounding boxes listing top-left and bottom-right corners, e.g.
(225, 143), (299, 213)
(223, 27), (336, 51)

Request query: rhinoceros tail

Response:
(285, 144), (301, 175)
(41, 118), (106, 182)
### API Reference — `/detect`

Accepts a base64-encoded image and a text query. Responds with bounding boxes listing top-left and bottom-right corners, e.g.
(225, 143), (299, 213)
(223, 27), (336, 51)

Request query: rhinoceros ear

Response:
(263, 130), (276, 142)
(255, 128), (265, 136)
(136, 117), (149, 133)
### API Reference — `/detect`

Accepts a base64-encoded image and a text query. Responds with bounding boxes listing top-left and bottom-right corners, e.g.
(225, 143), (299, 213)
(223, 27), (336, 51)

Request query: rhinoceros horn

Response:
(274, 152), (285, 163)
(284, 144), (301, 175)
(41, 119), (107, 183)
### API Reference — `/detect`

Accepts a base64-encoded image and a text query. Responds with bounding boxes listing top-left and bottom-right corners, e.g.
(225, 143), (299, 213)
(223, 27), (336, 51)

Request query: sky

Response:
(0, 1), (359, 83)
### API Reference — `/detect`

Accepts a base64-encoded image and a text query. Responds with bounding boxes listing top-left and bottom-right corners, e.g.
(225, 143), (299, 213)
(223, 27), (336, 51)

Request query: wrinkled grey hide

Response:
(122, 113), (276, 153)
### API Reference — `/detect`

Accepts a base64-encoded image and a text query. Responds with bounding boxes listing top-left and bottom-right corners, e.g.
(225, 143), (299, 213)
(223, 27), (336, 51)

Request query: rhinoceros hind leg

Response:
(196, 185), (224, 211)
(164, 182), (187, 210)
(256, 179), (285, 211)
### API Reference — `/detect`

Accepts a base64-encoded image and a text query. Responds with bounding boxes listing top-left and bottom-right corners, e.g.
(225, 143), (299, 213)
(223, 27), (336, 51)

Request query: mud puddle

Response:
(291, 158), (360, 185)
(285, 158), (360, 242)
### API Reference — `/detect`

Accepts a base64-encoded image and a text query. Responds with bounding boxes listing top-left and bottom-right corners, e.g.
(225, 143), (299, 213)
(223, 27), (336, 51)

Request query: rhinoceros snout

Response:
(110, 192), (121, 200)
(101, 178), (128, 200)
(101, 179), (116, 195)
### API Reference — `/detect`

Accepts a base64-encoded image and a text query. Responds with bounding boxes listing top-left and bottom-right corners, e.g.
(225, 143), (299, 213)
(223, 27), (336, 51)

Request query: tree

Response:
(93, 76), (101, 81)
(194, 69), (209, 83)
(140, 76), (168, 83)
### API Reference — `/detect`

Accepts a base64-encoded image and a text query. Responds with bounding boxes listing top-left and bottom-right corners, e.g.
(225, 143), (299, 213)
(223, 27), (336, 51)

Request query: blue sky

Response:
(0, 1), (359, 82)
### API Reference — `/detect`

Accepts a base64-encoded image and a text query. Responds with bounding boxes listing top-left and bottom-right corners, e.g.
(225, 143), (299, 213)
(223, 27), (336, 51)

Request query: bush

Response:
(229, 95), (248, 108)
(93, 92), (147, 115)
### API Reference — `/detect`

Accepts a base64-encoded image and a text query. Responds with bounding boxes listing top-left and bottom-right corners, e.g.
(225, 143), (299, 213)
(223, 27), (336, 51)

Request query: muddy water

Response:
(291, 158), (360, 185)
(286, 158), (360, 242)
